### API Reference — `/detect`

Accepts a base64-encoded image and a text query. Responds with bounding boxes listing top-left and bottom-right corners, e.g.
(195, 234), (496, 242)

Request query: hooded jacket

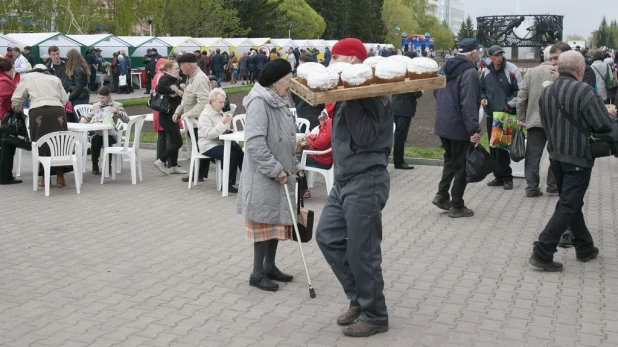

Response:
(480, 58), (521, 117)
(434, 54), (481, 141)
(237, 83), (297, 225)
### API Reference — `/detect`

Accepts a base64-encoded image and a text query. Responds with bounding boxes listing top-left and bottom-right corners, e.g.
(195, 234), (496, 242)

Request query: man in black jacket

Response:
(22, 46), (34, 66)
(210, 49), (225, 87)
(144, 49), (161, 94)
(529, 51), (617, 271)
(85, 47), (98, 92)
(432, 38), (482, 218)
(316, 38), (392, 338)
(45, 46), (71, 92)
(255, 51), (268, 80)
(392, 51), (423, 170)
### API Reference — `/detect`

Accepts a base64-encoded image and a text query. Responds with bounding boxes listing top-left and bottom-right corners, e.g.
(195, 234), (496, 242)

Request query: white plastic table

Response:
(131, 72), (142, 89)
(219, 131), (306, 197)
(68, 123), (115, 177)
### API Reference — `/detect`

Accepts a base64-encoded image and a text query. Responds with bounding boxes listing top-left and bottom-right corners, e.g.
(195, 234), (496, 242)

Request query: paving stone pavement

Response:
(2, 150), (618, 347)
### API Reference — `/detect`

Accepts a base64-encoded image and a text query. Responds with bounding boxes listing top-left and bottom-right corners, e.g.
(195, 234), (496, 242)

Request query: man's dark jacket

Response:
(392, 91), (423, 117)
(211, 54), (225, 73)
(256, 53), (268, 70)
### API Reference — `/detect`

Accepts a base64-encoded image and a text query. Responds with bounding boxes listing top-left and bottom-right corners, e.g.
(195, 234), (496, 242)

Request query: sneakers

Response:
(337, 305), (361, 326)
(153, 159), (169, 175)
(249, 272), (279, 292)
(503, 180), (513, 190)
(526, 190), (543, 198)
(528, 254), (563, 272)
(487, 178), (504, 187)
(169, 166), (187, 174)
(558, 230), (574, 248)
(432, 196), (451, 211)
(577, 247), (599, 262)
(342, 320), (389, 337)
(448, 206), (474, 218)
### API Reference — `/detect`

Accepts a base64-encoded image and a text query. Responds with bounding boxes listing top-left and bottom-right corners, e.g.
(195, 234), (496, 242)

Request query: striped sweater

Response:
(540, 74), (616, 168)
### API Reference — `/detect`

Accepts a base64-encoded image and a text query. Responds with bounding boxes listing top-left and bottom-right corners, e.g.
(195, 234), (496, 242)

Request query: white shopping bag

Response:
(119, 74), (127, 87)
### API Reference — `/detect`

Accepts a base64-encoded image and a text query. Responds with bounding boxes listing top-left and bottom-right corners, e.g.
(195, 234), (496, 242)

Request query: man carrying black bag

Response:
(432, 38), (482, 218)
(529, 51), (618, 272)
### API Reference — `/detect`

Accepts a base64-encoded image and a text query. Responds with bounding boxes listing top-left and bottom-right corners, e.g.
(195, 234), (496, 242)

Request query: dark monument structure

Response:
(476, 14), (564, 60)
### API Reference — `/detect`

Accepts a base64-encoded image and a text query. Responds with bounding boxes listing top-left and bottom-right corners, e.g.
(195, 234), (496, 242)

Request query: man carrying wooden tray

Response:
(315, 38), (393, 337)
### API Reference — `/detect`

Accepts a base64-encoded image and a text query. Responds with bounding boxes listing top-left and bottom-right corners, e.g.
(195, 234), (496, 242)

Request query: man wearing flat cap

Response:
(315, 38), (393, 337)
(432, 38), (482, 218)
(480, 45), (522, 190)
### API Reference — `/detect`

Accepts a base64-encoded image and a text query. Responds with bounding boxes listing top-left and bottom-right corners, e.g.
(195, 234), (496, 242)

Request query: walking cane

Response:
(283, 183), (316, 298)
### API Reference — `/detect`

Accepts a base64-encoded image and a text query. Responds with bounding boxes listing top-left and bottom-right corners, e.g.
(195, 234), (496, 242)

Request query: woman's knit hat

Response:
(257, 59), (292, 87)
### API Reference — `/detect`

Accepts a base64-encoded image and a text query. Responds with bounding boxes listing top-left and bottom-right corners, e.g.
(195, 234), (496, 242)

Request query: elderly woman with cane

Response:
(237, 59), (297, 292)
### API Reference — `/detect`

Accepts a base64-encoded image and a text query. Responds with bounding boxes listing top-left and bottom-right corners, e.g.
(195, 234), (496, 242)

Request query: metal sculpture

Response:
(476, 15), (563, 47)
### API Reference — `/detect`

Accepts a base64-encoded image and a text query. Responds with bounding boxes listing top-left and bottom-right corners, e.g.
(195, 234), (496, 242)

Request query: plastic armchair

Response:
(73, 104), (93, 121)
(232, 114), (246, 132)
(296, 117), (311, 134)
(300, 148), (334, 195)
(229, 103), (237, 115)
(100, 115), (146, 185)
(182, 118), (222, 190)
(290, 107), (297, 120)
(112, 119), (128, 174)
(31, 131), (83, 197)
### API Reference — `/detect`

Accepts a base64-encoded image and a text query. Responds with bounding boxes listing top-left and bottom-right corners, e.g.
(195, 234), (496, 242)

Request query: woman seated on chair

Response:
(298, 102), (334, 198)
(79, 87), (129, 175)
(197, 88), (243, 193)
(11, 64), (71, 188)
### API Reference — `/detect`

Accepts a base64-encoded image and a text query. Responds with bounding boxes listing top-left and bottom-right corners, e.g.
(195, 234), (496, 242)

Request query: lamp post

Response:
(147, 14), (153, 36)
(288, 22), (292, 39)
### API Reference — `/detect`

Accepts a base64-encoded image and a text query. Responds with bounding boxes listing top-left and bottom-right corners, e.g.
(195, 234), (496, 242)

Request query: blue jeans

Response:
(216, 71), (223, 87)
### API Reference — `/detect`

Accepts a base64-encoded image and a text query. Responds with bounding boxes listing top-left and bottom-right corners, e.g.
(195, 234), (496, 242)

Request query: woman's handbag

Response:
(147, 91), (171, 113)
(0, 110), (31, 150)
(293, 174), (314, 243)
(119, 74), (127, 87)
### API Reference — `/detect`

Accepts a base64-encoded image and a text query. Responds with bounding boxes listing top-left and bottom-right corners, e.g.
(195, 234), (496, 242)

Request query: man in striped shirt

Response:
(529, 51), (617, 271)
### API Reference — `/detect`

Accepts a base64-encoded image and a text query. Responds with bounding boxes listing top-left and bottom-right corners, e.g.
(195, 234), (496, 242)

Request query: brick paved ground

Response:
(1, 150), (618, 347)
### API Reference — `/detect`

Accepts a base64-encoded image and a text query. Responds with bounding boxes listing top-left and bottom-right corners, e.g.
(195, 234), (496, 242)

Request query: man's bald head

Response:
(558, 51), (586, 81)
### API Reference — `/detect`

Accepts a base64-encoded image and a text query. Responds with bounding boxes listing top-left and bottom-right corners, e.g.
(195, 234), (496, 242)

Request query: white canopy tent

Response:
(117, 36), (170, 68)
(271, 38), (297, 52)
(293, 40), (312, 50)
(226, 38), (255, 55)
(5, 32), (82, 60)
(67, 34), (131, 59)
(324, 40), (339, 48)
(251, 37), (274, 52)
(158, 36), (203, 54)
(306, 39), (328, 52)
(195, 37), (232, 53)
(0, 35), (23, 53)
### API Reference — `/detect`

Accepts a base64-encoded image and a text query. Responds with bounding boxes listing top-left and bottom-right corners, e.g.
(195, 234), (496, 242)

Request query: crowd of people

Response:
(2, 33), (618, 339)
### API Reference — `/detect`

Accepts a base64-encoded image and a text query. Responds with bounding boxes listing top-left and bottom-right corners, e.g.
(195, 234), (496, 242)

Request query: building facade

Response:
(427, 0), (465, 34)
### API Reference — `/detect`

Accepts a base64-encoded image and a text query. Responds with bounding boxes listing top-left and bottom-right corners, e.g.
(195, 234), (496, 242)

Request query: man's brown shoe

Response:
(337, 305), (361, 326)
(56, 176), (65, 188)
(342, 320), (389, 337)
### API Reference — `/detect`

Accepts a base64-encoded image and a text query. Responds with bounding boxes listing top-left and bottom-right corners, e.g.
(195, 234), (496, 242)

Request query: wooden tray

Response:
(290, 75), (446, 106)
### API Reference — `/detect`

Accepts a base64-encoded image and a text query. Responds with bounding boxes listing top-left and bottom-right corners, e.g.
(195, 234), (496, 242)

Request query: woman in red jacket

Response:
(299, 102), (334, 198)
(152, 58), (169, 163)
(0, 58), (16, 119)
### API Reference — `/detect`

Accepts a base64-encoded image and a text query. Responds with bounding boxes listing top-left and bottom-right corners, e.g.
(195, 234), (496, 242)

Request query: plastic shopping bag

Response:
(119, 74), (127, 87)
(466, 145), (498, 183)
(509, 127), (526, 162)
(489, 112), (518, 150)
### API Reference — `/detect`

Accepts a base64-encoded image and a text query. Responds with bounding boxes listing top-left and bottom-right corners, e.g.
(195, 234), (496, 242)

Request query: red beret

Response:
(331, 38), (368, 62)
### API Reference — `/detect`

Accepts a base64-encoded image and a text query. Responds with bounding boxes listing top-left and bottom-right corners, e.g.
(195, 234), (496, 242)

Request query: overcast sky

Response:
(464, 0), (615, 40)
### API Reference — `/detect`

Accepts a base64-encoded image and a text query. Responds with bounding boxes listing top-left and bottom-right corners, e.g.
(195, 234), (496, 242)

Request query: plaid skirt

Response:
(245, 220), (293, 242)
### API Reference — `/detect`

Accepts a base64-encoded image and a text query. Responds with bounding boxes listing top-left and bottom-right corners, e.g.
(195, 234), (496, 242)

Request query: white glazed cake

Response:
(388, 55), (415, 78)
(374, 60), (406, 84)
(363, 56), (385, 70)
(327, 62), (352, 86)
(409, 57), (439, 79)
(340, 64), (374, 88)
(296, 62), (326, 85)
(306, 69), (340, 92)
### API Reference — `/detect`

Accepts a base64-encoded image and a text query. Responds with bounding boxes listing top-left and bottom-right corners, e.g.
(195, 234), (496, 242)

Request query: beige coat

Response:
(12, 72), (68, 109)
(516, 62), (554, 129)
(197, 104), (231, 153)
(175, 68), (211, 119)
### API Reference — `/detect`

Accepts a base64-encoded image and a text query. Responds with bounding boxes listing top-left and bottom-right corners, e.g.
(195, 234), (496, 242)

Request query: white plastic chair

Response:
(300, 148), (334, 195)
(112, 119), (128, 173)
(230, 103), (238, 115)
(100, 115), (146, 185)
(182, 118), (222, 190)
(73, 104), (93, 122)
(32, 131), (82, 197)
(290, 107), (297, 120)
(232, 114), (246, 132)
(296, 117), (311, 134)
